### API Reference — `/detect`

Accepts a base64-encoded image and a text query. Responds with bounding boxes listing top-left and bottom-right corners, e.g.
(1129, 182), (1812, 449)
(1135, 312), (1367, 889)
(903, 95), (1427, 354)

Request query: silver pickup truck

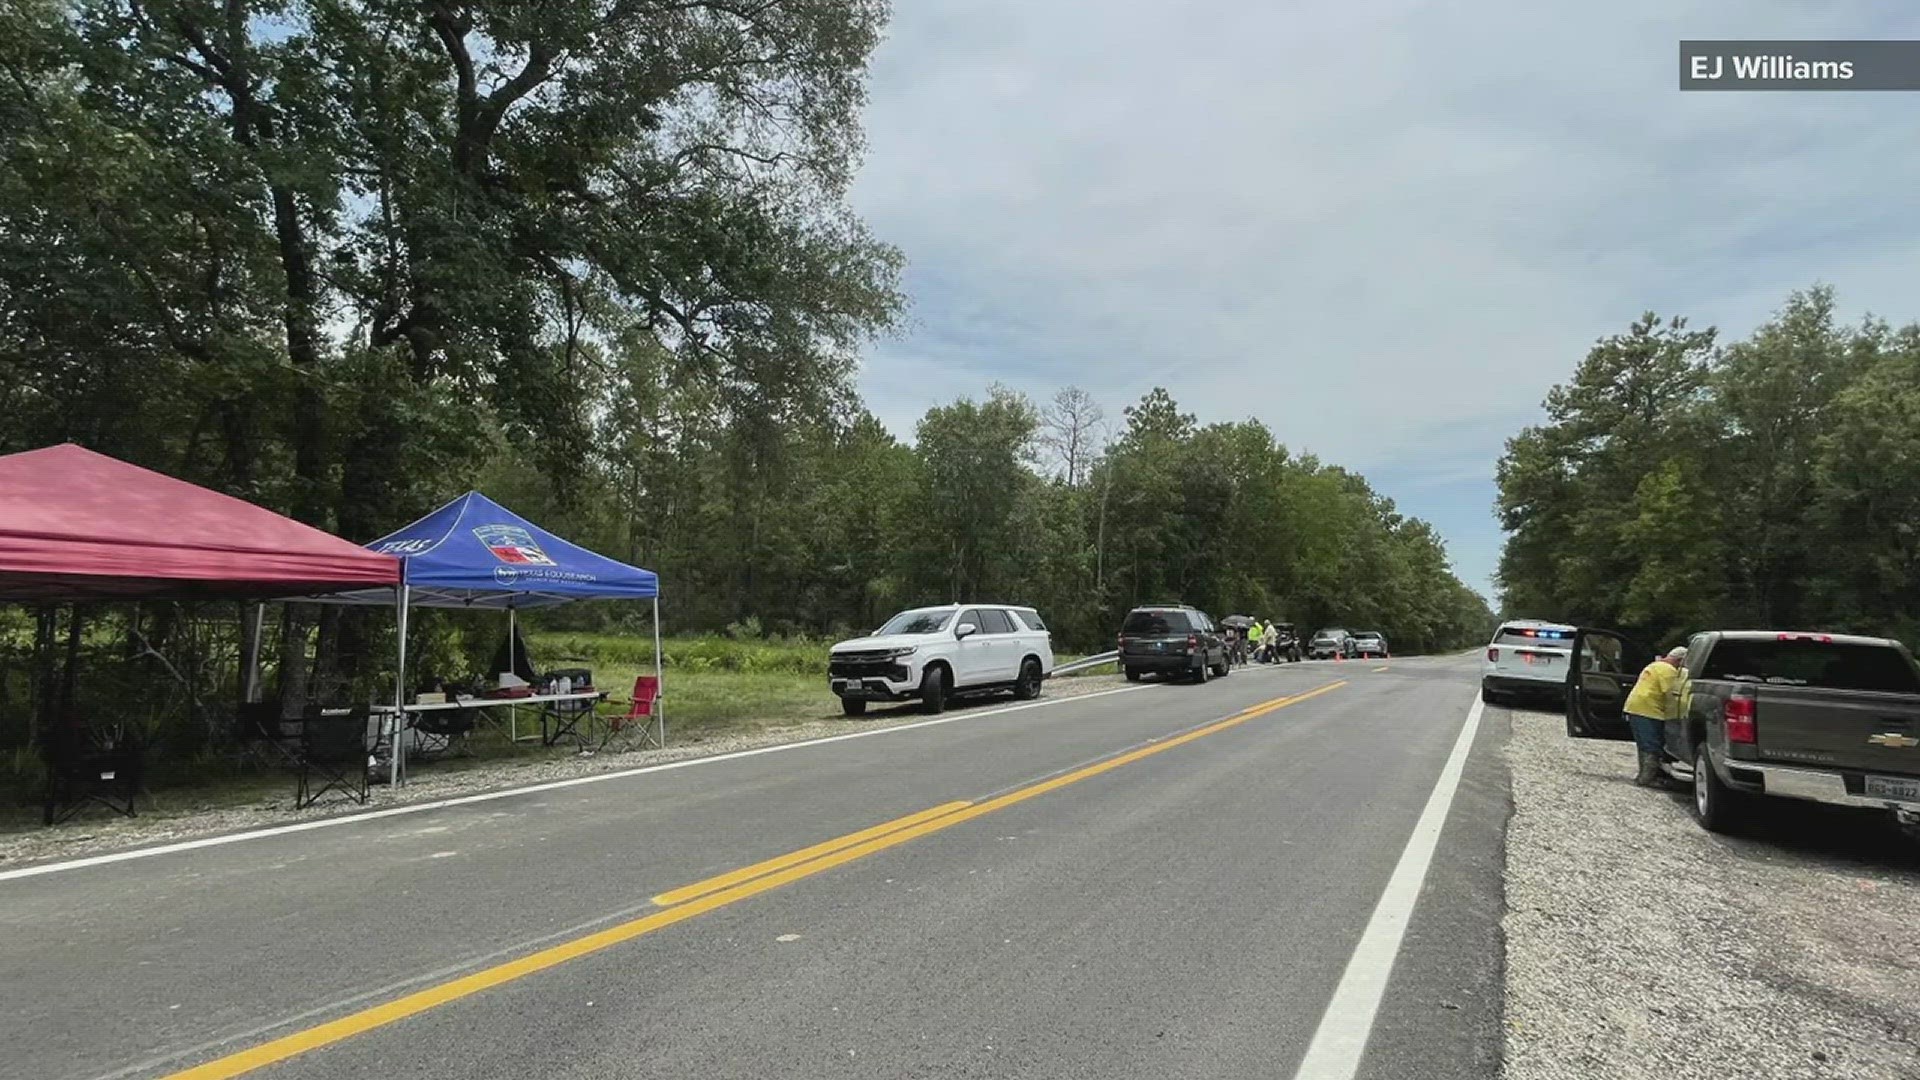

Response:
(1567, 629), (1920, 834)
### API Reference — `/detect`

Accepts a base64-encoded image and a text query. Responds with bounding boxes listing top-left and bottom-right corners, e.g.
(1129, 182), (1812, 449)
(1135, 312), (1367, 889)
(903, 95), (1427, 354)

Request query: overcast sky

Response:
(845, 1), (1920, 600)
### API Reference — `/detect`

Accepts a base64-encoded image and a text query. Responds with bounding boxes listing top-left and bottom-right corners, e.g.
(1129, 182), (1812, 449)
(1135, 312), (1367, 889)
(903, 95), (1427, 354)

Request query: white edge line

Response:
(0, 684), (1153, 884)
(1290, 693), (1486, 1080)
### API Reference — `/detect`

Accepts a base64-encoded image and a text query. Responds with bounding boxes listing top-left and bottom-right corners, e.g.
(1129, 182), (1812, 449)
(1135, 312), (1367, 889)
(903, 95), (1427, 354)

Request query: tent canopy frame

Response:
(296, 492), (663, 785)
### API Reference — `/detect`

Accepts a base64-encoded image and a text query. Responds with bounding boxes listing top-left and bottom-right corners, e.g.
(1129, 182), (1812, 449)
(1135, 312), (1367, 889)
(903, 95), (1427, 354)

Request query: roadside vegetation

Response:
(536, 630), (826, 739)
(0, 621), (1121, 834)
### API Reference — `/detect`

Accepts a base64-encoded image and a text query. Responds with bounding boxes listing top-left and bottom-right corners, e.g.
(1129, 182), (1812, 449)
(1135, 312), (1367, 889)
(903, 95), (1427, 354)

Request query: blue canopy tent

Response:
(312, 492), (662, 784)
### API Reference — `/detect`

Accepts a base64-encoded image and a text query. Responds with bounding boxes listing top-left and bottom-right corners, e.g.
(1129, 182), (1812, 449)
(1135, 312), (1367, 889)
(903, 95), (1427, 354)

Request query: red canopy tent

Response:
(0, 444), (400, 600)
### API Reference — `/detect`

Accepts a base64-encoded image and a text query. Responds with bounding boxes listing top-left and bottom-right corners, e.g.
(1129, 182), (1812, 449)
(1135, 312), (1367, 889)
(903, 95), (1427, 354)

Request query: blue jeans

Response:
(1627, 714), (1666, 756)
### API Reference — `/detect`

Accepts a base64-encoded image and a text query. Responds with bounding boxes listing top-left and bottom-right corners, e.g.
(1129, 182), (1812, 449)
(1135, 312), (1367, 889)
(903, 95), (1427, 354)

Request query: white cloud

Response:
(847, 1), (1920, 593)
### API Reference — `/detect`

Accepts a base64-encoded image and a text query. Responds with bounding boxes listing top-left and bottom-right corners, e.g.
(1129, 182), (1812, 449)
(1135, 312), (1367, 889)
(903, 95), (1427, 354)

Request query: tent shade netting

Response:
(318, 492), (658, 608)
(0, 444), (401, 601)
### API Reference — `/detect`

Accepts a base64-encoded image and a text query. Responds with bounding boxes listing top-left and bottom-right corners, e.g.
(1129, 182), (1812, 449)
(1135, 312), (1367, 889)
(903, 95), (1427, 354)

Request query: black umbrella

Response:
(1221, 615), (1256, 629)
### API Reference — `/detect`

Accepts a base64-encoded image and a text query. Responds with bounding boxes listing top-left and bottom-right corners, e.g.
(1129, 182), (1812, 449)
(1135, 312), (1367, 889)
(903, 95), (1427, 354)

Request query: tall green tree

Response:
(912, 385), (1041, 603)
(1497, 286), (1920, 648)
(1, 0), (904, 522)
(1811, 320), (1920, 639)
(1496, 312), (1716, 628)
(1710, 286), (1858, 626)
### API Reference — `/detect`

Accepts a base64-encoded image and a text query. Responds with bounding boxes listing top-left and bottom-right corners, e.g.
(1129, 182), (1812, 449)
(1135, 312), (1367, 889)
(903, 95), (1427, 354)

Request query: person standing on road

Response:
(1247, 620), (1264, 664)
(1623, 646), (1689, 787)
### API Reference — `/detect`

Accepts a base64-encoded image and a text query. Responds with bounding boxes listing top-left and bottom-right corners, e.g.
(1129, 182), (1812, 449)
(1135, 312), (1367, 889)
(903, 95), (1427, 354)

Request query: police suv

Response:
(1481, 619), (1577, 706)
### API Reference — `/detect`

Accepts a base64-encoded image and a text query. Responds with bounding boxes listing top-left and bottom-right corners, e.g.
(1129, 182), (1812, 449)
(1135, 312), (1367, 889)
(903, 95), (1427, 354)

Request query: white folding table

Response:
(370, 689), (612, 774)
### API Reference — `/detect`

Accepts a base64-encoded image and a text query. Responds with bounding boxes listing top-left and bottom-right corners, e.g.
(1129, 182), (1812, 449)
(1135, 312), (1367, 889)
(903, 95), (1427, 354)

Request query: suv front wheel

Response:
(919, 665), (949, 715)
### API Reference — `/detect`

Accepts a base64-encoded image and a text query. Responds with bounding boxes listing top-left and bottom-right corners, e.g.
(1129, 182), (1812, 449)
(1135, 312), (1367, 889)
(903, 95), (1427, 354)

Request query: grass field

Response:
(533, 631), (829, 736)
(534, 632), (1109, 737)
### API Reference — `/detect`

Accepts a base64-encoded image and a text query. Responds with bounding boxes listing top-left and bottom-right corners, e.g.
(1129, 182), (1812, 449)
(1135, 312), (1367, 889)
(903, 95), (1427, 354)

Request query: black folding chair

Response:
(540, 695), (600, 749)
(234, 701), (302, 767)
(296, 705), (373, 810)
(40, 723), (146, 826)
(411, 707), (478, 758)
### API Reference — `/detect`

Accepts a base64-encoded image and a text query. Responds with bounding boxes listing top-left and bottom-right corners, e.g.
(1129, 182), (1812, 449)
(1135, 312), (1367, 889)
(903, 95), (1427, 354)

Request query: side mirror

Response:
(956, 622), (978, 639)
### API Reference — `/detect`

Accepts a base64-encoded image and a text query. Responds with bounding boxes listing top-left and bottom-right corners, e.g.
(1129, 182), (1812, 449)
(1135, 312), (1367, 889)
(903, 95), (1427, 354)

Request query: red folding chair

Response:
(607, 675), (662, 748)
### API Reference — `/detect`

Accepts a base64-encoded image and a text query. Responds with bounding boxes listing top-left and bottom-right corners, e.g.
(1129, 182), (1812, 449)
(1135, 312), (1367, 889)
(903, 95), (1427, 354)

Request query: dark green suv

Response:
(1119, 605), (1231, 683)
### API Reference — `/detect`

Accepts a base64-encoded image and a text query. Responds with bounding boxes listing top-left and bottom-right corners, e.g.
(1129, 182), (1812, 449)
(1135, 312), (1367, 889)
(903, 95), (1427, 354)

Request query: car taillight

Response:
(1724, 695), (1757, 744)
(1487, 647), (1500, 662)
(1186, 635), (1198, 653)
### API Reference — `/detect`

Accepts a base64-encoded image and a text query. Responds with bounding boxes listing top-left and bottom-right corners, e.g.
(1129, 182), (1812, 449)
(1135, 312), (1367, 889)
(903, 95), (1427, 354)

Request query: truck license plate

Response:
(1863, 774), (1920, 803)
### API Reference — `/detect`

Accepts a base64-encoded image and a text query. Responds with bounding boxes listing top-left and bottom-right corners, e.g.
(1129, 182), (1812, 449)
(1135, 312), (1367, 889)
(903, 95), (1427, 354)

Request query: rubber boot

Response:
(1633, 751), (1661, 787)
(1649, 754), (1680, 789)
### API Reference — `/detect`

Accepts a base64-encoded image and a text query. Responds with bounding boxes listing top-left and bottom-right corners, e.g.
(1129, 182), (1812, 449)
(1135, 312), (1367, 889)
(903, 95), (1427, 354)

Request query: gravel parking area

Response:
(1502, 706), (1920, 1080)
(1, 673), (1132, 869)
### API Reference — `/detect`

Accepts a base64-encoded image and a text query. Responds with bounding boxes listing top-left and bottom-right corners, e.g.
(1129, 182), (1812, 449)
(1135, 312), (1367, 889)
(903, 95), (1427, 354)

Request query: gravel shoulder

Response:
(0, 672), (1130, 869)
(1502, 705), (1920, 1080)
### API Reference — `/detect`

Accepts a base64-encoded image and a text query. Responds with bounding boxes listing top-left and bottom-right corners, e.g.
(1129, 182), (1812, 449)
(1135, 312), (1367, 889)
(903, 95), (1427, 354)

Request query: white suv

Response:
(1481, 619), (1577, 706)
(829, 604), (1055, 716)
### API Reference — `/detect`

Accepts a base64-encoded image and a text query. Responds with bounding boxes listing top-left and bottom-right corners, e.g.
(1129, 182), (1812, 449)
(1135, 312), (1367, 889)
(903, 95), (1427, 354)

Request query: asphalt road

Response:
(0, 654), (1508, 1080)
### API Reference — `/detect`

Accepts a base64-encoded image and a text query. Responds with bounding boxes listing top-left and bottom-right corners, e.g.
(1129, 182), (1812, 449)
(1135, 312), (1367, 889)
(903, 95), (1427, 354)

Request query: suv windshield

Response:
(877, 609), (955, 636)
(1701, 640), (1920, 693)
(1123, 609), (1191, 635)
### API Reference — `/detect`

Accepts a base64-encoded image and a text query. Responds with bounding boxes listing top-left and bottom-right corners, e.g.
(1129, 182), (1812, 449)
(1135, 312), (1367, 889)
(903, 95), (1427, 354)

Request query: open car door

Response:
(1567, 628), (1636, 740)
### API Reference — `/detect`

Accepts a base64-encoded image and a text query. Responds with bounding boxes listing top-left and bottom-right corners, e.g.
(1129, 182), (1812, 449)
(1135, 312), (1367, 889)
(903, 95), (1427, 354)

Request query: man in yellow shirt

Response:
(1624, 646), (1689, 787)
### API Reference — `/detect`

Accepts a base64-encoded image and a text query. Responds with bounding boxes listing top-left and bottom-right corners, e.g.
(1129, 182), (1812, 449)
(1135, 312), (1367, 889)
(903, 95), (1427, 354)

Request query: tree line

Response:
(1496, 285), (1920, 649)
(531, 380), (1495, 653)
(0, 1), (1491, 689)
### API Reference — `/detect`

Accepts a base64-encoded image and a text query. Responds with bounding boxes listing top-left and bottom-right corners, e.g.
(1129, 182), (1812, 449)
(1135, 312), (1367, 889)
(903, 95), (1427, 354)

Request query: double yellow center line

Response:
(166, 681), (1344, 1079)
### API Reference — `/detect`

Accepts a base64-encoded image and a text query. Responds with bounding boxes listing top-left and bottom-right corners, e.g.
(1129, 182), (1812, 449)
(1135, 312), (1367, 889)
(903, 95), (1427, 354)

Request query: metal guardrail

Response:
(1051, 650), (1119, 676)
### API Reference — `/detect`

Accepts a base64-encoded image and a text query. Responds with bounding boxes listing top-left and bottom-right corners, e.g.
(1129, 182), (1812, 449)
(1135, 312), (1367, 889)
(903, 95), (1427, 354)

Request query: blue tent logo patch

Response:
(473, 525), (555, 566)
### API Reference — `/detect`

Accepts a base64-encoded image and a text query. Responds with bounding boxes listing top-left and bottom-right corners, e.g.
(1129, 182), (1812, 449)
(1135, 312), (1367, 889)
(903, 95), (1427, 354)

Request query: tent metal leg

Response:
(392, 584), (409, 787)
(508, 605), (518, 744)
(242, 602), (267, 704)
(652, 597), (665, 749)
